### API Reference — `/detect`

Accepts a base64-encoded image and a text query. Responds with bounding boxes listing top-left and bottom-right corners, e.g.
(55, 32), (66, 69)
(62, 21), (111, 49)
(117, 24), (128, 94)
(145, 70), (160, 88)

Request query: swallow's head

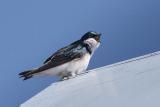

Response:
(81, 31), (101, 52)
(81, 31), (101, 43)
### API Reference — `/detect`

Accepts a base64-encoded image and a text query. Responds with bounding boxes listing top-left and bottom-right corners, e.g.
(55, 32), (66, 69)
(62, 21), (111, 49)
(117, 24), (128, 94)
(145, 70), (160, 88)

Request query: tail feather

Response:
(19, 70), (33, 80)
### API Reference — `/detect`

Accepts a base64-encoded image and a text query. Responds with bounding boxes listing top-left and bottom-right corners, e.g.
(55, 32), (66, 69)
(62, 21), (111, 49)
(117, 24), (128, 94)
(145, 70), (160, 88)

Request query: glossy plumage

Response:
(19, 31), (101, 80)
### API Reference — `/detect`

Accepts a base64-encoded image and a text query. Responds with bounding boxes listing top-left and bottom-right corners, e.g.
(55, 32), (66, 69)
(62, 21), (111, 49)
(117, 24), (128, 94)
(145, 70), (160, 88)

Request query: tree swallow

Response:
(19, 31), (101, 80)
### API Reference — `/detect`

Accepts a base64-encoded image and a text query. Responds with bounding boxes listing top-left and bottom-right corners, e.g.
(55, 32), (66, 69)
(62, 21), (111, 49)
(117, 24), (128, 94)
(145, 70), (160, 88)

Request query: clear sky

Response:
(0, 0), (160, 107)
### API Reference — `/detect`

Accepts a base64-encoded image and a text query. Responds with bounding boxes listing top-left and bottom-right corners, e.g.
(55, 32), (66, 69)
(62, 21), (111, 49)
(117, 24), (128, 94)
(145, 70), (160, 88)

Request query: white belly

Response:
(40, 53), (91, 77)
(67, 53), (91, 74)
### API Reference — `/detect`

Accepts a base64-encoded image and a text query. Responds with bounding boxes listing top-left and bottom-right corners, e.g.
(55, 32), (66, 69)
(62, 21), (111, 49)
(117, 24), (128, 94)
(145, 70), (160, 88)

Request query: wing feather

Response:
(43, 40), (80, 64)
(30, 40), (85, 74)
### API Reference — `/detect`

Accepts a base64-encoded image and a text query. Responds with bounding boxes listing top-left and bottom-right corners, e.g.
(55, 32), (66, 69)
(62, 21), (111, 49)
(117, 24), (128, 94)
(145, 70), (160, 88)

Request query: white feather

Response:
(84, 38), (100, 53)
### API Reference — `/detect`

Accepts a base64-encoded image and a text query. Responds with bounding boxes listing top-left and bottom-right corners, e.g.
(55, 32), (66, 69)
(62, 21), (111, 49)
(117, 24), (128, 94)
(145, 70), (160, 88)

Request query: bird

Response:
(19, 31), (101, 80)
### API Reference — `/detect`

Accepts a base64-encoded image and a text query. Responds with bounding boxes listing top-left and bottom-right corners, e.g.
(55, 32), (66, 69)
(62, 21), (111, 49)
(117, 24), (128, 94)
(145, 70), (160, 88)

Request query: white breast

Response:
(67, 53), (91, 74)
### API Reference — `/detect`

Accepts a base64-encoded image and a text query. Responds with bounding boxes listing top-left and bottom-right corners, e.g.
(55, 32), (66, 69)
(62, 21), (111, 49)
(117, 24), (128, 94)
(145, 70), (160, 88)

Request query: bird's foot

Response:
(60, 72), (76, 81)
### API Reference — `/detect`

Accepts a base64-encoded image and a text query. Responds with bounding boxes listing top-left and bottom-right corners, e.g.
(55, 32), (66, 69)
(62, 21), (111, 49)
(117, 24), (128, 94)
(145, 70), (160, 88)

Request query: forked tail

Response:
(19, 70), (33, 80)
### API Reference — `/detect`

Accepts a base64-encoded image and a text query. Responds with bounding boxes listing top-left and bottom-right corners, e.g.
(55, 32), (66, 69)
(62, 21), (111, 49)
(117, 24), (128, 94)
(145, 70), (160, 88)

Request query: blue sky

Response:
(0, 0), (160, 107)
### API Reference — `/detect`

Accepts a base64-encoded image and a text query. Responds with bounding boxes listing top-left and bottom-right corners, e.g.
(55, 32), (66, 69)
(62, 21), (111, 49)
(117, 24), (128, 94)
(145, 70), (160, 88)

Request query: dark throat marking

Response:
(82, 43), (92, 54)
